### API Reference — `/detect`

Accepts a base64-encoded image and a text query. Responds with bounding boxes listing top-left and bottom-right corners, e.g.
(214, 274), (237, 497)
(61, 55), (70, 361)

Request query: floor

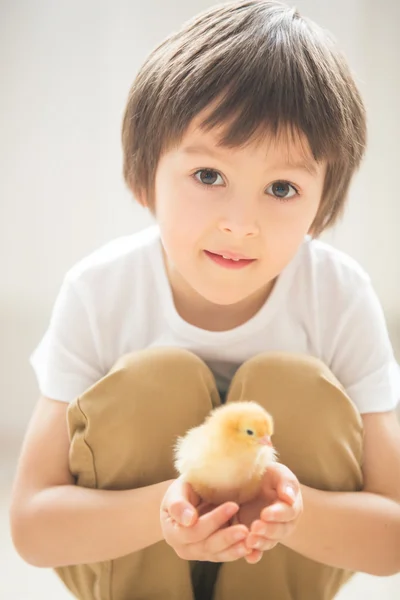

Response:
(1, 467), (399, 599)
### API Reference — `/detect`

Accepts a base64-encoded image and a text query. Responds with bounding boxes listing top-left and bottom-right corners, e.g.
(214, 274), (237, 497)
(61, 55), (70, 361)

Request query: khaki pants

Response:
(56, 348), (363, 600)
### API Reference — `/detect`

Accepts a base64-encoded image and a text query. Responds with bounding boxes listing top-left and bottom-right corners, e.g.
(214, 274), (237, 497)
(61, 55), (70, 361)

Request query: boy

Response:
(10, 1), (400, 599)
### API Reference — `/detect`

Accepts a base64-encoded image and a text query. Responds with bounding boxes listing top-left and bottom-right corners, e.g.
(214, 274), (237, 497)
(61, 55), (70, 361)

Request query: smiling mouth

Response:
(204, 250), (256, 269)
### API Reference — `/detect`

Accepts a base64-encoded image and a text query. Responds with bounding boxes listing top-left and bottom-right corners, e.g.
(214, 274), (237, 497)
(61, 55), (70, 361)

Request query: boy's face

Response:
(151, 112), (326, 323)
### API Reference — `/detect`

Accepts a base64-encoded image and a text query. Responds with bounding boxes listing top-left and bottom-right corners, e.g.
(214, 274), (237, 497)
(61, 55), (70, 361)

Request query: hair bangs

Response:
(191, 38), (348, 166)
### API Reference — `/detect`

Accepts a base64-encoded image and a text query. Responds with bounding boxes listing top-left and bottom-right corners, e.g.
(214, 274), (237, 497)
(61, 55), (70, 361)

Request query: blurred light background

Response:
(0, 1), (399, 598)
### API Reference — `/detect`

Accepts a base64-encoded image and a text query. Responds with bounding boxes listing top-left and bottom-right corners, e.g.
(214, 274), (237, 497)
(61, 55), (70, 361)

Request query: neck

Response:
(165, 258), (275, 331)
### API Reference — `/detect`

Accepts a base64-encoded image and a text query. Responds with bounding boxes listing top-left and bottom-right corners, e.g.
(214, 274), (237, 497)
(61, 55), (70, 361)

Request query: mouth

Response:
(258, 435), (273, 446)
(204, 250), (256, 270)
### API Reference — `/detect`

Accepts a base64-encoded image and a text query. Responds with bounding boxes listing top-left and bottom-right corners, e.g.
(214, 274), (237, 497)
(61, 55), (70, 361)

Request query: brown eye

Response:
(194, 169), (223, 186)
(266, 181), (298, 200)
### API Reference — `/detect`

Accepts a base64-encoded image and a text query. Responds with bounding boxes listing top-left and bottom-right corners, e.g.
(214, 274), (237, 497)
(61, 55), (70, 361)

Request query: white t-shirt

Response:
(30, 225), (400, 413)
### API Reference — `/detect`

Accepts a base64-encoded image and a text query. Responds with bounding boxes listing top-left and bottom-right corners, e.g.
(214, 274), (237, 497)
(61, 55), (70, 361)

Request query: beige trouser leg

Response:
(56, 349), (363, 600)
(213, 352), (364, 600)
(55, 347), (220, 600)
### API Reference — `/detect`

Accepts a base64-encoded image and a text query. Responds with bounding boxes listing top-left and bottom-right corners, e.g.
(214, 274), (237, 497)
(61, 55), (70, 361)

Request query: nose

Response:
(218, 198), (259, 238)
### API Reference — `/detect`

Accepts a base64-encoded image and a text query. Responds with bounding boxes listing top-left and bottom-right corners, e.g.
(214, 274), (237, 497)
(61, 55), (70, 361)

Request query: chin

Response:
(195, 284), (256, 307)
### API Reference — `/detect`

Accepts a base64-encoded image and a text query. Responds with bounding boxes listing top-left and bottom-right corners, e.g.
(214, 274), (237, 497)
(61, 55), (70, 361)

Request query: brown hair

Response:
(122, 0), (367, 235)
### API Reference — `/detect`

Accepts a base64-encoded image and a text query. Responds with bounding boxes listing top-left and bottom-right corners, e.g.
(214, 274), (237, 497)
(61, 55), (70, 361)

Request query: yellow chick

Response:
(174, 401), (277, 505)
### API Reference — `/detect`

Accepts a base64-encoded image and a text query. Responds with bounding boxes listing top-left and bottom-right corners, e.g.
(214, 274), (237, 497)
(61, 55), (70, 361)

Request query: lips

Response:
(208, 250), (254, 261)
(204, 250), (255, 269)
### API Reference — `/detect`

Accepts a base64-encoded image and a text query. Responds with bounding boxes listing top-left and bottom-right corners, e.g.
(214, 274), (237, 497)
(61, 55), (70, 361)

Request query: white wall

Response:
(1, 0), (399, 439)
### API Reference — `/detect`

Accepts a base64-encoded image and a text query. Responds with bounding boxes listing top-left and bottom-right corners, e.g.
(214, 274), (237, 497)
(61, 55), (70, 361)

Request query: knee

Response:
(111, 346), (212, 379)
(237, 352), (332, 383)
(234, 352), (359, 420)
(230, 352), (364, 490)
(107, 347), (218, 399)
(68, 348), (219, 489)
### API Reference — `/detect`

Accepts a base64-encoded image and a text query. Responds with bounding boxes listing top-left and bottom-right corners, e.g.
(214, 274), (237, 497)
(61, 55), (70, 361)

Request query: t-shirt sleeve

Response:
(30, 274), (104, 402)
(328, 279), (400, 414)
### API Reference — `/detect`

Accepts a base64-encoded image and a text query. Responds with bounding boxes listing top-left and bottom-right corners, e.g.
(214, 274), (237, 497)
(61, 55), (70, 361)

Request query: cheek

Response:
(260, 204), (314, 240)
(259, 201), (319, 265)
(157, 181), (214, 242)
(156, 202), (203, 263)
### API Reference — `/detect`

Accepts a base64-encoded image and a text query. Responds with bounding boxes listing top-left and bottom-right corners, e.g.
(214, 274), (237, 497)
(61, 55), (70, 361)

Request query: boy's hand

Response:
(160, 476), (250, 562)
(238, 463), (303, 563)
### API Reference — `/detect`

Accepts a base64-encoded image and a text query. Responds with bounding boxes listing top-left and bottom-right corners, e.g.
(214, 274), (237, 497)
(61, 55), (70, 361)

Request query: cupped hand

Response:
(160, 476), (251, 562)
(238, 462), (303, 563)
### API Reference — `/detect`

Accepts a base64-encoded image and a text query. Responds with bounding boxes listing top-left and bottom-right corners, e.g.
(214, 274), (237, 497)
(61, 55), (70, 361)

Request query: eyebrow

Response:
(181, 143), (319, 177)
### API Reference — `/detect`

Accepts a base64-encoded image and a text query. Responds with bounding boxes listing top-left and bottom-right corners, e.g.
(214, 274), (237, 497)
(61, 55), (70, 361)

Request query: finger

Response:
(197, 501), (218, 517)
(203, 523), (248, 555)
(244, 549), (263, 564)
(161, 477), (202, 510)
(264, 463), (300, 506)
(248, 521), (289, 542)
(246, 533), (278, 552)
(210, 540), (252, 563)
(171, 502), (240, 545)
(276, 473), (300, 506)
(260, 501), (297, 523)
(277, 483), (299, 506)
(161, 479), (201, 527)
(165, 502), (198, 527)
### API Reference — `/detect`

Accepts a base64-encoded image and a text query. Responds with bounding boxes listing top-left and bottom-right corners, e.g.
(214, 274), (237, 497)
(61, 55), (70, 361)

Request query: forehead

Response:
(175, 108), (322, 178)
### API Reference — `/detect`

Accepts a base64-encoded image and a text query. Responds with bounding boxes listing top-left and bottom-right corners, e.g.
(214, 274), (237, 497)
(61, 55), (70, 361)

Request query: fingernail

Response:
(285, 485), (296, 502)
(233, 531), (246, 542)
(267, 507), (279, 517)
(225, 503), (238, 517)
(236, 545), (247, 556)
(181, 508), (194, 526)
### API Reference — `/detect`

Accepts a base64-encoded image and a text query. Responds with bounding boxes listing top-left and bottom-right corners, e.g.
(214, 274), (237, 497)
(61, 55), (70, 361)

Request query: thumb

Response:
(162, 477), (200, 527)
(278, 481), (298, 505)
(268, 463), (299, 506)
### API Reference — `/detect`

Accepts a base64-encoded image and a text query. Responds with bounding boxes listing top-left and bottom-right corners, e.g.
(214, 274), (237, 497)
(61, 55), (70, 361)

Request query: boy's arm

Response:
(282, 410), (400, 576)
(9, 396), (174, 568)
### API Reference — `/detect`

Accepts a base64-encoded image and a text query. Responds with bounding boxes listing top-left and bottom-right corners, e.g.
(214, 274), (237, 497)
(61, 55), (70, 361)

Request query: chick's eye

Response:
(266, 181), (298, 201)
(194, 169), (224, 186)
(246, 429), (254, 436)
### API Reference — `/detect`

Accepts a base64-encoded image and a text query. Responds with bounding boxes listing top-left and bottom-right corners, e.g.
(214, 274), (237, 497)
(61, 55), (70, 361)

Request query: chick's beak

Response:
(258, 435), (272, 446)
